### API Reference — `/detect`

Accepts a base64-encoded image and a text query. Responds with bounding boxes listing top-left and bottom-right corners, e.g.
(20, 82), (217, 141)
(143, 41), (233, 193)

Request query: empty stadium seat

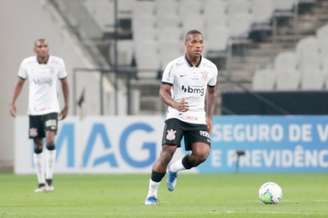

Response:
(322, 60), (328, 90)
(179, 0), (204, 15)
(252, 68), (276, 91)
(227, 0), (252, 38)
(132, 2), (156, 42)
(155, 0), (179, 15)
(228, 0), (252, 15)
(274, 51), (297, 73)
(274, 52), (300, 90)
(205, 26), (229, 51)
(252, 0), (274, 23)
(204, 0), (228, 28)
(317, 25), (328, 59)
(155, 0), (180, 27)
(111, 40), (133, 66)
(158, 41), (183, 67)
(301, 69), (326, 90)
(83, 0), (114, 32)
(228, 13), (253, 38)
(204, 0), (227, 16)
(118, 0), (134, 17)
(157, 27), (182, 43)
(273, 0), (296, 11)
(275, 70), (301, 90)
(132, 18), (156, 41)
(156, 14), (180, 28)
(134, 41), (160, 78)
(296, 36), (321, 73)
(133, 0), (155, 15)
(298, 49), (324, 89)
(322, 57), (328, 75)
(181, 14), (205, 33)
(298, 34), (328, 90)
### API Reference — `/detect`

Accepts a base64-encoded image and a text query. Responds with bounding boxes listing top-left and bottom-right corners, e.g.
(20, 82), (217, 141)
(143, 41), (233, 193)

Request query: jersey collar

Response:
(36, 55), (50, 65)
(185, 55), (202, 68)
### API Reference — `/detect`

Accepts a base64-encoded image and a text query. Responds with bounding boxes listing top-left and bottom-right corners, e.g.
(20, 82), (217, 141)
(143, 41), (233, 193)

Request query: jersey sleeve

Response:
(58, 59), (68, 79)
(208, 65), (218, 87)
(161, 62), (174, 85)
(17, 61), (27, 80)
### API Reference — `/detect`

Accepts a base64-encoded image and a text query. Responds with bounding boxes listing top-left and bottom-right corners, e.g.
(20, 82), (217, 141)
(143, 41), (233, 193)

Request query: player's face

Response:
(185, 34), (204, 57)
(34, 41), (49, 58)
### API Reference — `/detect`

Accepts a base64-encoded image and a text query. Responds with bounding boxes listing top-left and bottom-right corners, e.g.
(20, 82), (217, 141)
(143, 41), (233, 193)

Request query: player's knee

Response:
(193, 147), (210, 163)
(182, 155), (198, 169)
(46, 144), (55, 151)
(195, 154), (208, 165)
(34, 146), (43, 154)
(33, 140), (43, 154)
(183, 151), (209, 169)
(33, 138), (42, 146)
(191, 155), (207, 167)
(46, 134), (55, 146)
(198, 149), (210, 162)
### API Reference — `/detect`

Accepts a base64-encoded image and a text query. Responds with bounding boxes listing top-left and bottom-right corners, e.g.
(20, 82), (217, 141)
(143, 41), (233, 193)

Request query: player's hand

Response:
(206, 116), (213, 133)
(173, 98), (189, 112)
(59, 105), (68, 120)
(9, 104), (16, 118)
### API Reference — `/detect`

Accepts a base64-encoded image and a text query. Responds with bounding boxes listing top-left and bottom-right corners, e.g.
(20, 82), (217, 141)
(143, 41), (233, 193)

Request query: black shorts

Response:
(162, 118), (211, 151)
(29, 113), (58, 139)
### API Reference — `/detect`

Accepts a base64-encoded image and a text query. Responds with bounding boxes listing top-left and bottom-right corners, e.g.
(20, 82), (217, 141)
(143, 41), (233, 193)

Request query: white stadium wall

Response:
(0, 0), (101, 168)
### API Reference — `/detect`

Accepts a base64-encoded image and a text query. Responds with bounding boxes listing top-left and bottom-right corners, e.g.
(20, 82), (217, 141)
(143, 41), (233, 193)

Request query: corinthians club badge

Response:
(166, 129), (176, 141)
(201, 71), (208, 82)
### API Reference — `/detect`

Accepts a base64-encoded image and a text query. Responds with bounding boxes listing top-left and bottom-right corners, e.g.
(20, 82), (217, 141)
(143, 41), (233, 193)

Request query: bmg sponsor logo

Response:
(181, 85), (204, 96)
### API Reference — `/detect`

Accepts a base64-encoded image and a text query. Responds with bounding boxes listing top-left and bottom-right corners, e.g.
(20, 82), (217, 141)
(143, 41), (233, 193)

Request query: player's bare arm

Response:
(206, 85), (217, 133)
(10, 78), (25, 117)
(159, 83), (188, 112)
(59, 78), (69, 120)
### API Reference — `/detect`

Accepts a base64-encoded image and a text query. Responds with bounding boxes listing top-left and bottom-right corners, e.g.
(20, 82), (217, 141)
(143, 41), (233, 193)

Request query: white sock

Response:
(169, 158), (186, 173)
(147, 179), (160, 198)
(45, 149), (56, 182)
(33, 153), (45, 185)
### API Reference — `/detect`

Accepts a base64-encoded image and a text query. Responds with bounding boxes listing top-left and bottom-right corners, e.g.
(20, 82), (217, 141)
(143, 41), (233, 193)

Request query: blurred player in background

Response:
(10, 39), (69, 192)
(145, 30), (218, 205)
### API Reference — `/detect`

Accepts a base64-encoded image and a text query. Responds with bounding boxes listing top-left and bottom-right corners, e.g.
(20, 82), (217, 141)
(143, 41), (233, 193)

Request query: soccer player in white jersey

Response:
(10, 39), (69, 192)
(145, 30), (218, 205)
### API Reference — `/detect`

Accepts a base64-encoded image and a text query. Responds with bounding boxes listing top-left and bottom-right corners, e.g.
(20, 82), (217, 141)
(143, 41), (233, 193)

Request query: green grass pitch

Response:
(0, 173), (327, 218)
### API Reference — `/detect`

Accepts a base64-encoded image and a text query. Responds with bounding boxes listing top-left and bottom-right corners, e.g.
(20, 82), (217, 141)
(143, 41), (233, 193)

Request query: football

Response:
(258, 182), (283, 204)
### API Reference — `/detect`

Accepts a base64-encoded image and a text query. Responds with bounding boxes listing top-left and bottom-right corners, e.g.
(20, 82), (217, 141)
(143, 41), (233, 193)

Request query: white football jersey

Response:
(161, 56), (218, 124)
(18, 56), (67, 115)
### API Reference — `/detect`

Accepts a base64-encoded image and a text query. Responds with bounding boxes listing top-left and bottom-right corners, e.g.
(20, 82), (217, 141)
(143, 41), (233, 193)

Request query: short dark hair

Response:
(34, 38), (48, 47)
(184, 29), (203, 41)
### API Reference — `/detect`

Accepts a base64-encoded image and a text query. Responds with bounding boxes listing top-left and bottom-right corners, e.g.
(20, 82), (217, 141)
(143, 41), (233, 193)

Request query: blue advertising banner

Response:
(15, 116), (328, 174)
(199, 116), (328, 173)
(15, 116), (165, 174)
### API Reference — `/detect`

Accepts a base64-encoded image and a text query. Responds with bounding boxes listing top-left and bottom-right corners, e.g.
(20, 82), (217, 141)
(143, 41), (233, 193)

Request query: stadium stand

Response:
(252, 26), (328, 91)
(49, 0), (328, 113)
